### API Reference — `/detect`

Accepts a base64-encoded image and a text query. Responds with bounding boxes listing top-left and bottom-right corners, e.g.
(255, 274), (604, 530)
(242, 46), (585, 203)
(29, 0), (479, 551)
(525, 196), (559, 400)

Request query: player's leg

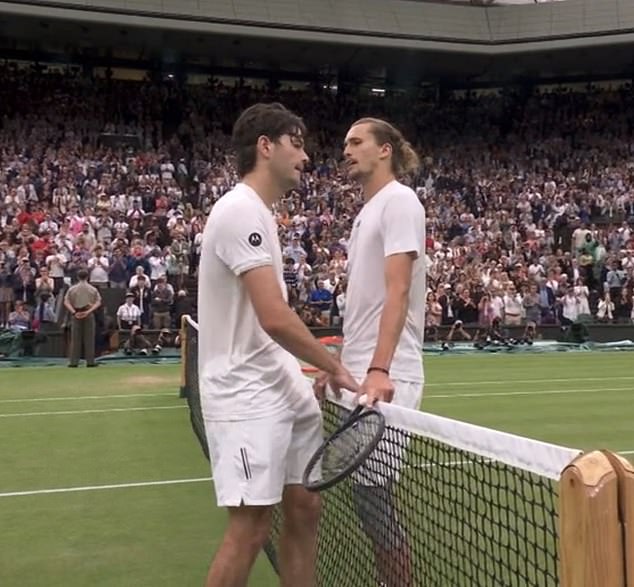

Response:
(206, 504), (273, 587)
(279, 485), (321, 587)
(204, 412), (295, 587)
(354, 380), (421, 586)
(279, 392), (323, 587)
(353, 463), (411, 587)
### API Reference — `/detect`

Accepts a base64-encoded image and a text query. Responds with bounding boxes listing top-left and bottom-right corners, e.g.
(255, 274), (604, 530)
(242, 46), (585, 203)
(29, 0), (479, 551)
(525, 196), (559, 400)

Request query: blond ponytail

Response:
(397, 141), (420, 177)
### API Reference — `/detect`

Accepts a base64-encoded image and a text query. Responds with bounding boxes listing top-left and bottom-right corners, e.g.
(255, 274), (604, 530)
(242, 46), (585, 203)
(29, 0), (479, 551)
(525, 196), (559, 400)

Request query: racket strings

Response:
(320, 415), (383, 481)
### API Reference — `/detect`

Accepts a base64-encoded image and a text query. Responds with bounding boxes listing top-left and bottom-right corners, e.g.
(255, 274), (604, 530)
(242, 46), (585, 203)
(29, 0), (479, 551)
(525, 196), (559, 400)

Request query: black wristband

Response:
(367, 366), (390, 376)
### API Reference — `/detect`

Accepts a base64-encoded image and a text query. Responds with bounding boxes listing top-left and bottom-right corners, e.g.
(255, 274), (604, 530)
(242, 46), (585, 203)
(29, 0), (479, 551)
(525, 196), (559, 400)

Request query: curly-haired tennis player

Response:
(198, 102), (358, 587)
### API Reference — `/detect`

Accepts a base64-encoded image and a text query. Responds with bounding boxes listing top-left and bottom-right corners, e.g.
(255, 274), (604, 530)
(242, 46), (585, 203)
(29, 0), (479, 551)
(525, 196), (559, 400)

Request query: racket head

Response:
(302, 405), (386, 492)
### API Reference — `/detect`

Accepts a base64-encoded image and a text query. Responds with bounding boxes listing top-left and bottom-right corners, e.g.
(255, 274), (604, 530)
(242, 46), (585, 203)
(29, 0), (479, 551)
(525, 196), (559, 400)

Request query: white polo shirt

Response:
(197, 183), (308, 421)
(341, 180), (426, 384)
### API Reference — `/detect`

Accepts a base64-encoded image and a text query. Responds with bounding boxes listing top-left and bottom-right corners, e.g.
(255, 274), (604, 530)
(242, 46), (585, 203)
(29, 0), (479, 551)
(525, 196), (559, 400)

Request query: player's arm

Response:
(216, 205), (357, 393)
(367, 252), (415, 371)
(242, 265), (341, 375)
(369, 194), (425, 372)
(357, 193), (425, 406)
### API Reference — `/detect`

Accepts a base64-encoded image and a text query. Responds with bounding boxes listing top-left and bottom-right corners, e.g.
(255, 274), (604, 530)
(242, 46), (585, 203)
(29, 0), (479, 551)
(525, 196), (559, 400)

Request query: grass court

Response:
(0, 352), (632, 586)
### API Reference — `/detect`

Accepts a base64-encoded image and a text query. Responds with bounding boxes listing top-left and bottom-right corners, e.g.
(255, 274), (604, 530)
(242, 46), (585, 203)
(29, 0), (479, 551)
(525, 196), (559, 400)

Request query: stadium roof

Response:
(1, 9), (633, 85)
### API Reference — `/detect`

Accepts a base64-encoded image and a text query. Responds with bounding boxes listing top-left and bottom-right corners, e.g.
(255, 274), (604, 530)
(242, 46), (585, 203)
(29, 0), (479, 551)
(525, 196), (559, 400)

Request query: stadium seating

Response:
(0, 66), (633, 357)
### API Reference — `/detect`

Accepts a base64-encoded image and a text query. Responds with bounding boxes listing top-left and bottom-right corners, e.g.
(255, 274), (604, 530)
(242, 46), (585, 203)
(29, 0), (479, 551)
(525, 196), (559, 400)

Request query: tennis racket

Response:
(302, 398), (386, 492)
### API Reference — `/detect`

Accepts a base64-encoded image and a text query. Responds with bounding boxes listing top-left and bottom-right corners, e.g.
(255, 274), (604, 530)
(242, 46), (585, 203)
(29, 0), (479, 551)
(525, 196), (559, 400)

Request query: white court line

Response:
(0, 405), (185, 418)
(425, 376), (634, 387)
(619, 450), (634, 455)
(0, 393), (173, 404)
(0, 477), (212, 498)
(426, 387), (633, 399)
(0, 387), (631, 416)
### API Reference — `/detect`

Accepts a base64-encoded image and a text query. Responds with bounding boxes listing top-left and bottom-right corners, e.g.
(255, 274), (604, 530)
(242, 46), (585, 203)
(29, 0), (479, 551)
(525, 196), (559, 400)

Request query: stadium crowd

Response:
(1, 64), (634, 350)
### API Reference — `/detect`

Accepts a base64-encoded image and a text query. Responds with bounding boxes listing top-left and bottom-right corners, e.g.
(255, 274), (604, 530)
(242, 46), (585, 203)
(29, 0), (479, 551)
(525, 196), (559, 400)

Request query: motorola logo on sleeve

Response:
(248, 233), (262, 247)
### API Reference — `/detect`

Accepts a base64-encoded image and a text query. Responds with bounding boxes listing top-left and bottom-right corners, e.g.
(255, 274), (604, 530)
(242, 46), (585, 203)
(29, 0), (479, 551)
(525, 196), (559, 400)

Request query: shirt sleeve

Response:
(214, 204), (273, 276)
(381, 190), (426, 259)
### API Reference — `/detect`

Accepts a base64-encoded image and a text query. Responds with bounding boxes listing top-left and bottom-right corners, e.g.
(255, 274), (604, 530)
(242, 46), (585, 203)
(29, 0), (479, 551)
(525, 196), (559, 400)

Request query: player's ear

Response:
(256, 135), (274, 160)
(378, 142), (392, 161)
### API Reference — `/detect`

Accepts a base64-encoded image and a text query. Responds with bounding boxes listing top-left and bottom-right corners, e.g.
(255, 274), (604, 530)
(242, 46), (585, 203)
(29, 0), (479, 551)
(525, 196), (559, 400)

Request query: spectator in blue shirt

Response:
(310, 280), (333, 312)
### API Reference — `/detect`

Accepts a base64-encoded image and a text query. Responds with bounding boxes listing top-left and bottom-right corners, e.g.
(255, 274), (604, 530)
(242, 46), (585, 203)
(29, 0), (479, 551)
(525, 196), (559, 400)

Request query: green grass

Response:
(0, 354), (632, 586)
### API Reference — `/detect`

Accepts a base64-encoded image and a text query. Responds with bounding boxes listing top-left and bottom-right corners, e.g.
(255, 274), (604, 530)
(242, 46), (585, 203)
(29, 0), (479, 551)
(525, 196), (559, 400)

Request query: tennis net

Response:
(179, 316), (614, 586)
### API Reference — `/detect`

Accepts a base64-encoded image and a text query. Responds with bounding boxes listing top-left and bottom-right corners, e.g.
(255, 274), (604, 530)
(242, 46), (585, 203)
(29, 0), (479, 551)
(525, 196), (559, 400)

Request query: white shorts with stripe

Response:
(205, 391), (323, 507)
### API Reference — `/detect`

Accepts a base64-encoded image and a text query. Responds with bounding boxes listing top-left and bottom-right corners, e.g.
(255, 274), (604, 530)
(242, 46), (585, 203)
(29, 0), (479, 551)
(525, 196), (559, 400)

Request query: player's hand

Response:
(329, 364), (360, 398)
(312, 365), (359, 402)
(74, 311), (86, 320)
(359, 371), (395, 407)
(312, 370), (329, 402)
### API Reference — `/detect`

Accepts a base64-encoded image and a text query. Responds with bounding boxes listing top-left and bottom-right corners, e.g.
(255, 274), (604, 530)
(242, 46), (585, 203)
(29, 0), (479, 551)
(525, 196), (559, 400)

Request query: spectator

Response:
(0, 259), (13, 327)
(426, 291), (443, 327)
(13, 258), (36, 308)
(45, 244), (66, 294)
(109, 250), (130, 288)
(34, 267), (55, 304)
(560, 288), (579, 326)
(130, 274), (152, 327)
(148, 248), (167, 286)
(7, 299), (30, 332)
(151, 277), (173, 329)
(522, 284), (541, 325)
(502, 284), (523, 326)
(173, 289), (193, 327)
(129, 266), (148, 289)
(282, 257), (299, 304)
(309, 280), (333, 315)
(87, 246), (110, 289)
(116, 292), (142, 330)
(32, 292), (56, 331)
(596, 292), (615, 323)
(573, 278), (591, 319)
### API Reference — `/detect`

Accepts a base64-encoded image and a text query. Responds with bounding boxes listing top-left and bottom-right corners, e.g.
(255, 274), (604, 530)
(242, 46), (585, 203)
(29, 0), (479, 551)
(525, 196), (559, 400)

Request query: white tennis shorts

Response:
(205, 392), (323, 507)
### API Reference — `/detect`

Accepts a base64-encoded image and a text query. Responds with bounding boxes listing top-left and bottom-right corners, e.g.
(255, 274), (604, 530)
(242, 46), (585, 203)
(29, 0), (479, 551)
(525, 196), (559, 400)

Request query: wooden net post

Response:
(559, 450), (624, 587)
(604, 451), (634, 587)
(179, 314), (188, 398)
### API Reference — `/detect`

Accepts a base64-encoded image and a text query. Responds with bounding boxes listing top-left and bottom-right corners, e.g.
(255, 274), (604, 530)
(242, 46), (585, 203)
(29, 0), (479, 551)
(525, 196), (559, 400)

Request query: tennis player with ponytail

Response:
(314, 118), (426, 587)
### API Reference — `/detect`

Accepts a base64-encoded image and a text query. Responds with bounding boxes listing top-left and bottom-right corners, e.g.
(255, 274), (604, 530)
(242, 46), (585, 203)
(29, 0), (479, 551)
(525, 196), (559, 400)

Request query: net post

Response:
(179, 314), (188, 398)
(559, 450), (624, 587)
(603, 451), (634, 586)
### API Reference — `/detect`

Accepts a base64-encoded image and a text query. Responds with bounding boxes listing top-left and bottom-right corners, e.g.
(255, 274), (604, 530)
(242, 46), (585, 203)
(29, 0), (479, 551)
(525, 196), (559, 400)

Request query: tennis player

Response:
(198, 102), (359, 587)
(315, 117), (425, 587)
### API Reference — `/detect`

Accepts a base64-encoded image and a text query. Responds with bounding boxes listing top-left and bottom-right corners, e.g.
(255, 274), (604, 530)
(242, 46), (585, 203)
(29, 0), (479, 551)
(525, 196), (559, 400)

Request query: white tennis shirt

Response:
(197, 183), (309, 421)
(341, 180), (426, 384)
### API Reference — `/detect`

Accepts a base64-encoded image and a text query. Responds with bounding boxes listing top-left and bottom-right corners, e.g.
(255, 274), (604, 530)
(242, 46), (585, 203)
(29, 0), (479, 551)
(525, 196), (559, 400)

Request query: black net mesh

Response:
(181, 317), (208, 461)
(181, 317), (560, 586)
(272, 401), (560, 586)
